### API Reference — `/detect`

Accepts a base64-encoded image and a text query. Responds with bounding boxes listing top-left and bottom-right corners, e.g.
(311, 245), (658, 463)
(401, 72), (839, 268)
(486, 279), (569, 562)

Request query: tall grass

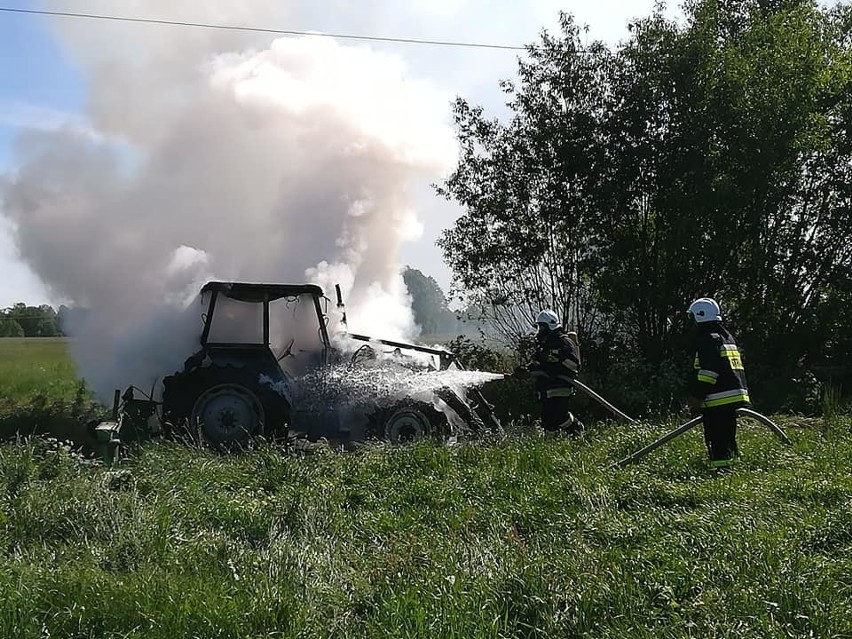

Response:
(1, 416), (850, 638)
(0, 338), (80, 404)
(0, 338), (102, 443)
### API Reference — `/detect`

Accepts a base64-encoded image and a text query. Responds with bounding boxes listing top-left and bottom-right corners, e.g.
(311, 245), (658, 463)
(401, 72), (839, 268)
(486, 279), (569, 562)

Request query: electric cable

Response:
(0, 6), (529, 51)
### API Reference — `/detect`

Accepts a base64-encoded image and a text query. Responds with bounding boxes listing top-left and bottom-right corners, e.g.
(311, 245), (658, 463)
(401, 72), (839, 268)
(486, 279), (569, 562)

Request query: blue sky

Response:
(0, 1), (85, 165)
(1, 1), (85, 306)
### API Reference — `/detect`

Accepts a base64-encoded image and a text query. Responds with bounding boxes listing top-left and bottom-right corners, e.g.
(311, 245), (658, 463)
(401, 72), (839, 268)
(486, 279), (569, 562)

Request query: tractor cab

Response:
(195, 281), (332, 378)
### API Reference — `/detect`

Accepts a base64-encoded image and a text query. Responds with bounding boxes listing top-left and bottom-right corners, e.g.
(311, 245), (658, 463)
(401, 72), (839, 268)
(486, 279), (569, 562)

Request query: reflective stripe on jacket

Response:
(528, 329), (580, 397)
(690, 322), (750, 410)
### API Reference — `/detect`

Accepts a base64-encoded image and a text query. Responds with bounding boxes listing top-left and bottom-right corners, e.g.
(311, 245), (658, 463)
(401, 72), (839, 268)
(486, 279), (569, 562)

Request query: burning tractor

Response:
(93, 281), (499, 460)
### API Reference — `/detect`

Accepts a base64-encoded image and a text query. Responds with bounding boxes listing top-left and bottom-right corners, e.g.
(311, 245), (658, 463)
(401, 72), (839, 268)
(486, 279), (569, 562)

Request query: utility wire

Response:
(0, 6), (528, 51)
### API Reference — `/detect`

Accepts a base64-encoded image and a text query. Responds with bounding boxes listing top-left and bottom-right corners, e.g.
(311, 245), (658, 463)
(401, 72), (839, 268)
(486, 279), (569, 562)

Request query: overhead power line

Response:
(0, 6), (528, 51)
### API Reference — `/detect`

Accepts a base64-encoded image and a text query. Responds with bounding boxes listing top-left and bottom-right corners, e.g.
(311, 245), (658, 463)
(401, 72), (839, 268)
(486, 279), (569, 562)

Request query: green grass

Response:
(0, 338), (102, 443)
(0, 338), (80, 404)
(0, 339), (849, 636)
(0, 416), (850, 638)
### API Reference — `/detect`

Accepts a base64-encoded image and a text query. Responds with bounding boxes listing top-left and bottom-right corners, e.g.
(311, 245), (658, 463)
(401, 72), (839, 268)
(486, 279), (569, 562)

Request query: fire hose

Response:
(612, 407), (793, 469)
(506, 372), (637, 424)
(567, 377), (637, 424)
(502, 369), (792, 468)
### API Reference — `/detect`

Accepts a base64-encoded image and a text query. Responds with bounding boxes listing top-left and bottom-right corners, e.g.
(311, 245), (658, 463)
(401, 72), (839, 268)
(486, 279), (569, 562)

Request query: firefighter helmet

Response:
(535, 310), (561, 331)
(687, 297), (722, 323)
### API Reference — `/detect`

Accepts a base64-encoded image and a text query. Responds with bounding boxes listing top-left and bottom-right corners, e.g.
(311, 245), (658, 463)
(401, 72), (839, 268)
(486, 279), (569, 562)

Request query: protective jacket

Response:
(528, 329), (580, 399)
(690, 322), (750, 409)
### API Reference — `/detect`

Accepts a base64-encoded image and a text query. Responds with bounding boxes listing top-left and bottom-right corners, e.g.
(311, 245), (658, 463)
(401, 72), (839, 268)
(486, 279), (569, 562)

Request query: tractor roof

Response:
(200, 281), (325, 303)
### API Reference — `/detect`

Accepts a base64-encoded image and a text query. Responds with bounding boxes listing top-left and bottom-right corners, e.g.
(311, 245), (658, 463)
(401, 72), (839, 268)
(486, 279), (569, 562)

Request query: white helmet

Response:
(535, 309), (561, 331)
(687, 297), (722, 323)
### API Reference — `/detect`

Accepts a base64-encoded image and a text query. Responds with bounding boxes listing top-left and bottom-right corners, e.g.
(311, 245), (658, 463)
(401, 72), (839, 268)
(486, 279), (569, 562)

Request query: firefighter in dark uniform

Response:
(687, 297), (750, 468)
(517, 310), (583, 435)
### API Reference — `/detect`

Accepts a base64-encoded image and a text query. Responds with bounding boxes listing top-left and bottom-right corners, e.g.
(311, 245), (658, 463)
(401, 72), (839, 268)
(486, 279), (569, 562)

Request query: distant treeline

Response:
(0, 304), (85, 338)
(402, 267), (483, 340)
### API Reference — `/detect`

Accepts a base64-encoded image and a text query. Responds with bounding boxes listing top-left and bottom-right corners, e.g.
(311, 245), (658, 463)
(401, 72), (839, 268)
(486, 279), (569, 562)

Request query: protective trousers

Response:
(539, 393), (581, 435)
(702, 406), (739, 466)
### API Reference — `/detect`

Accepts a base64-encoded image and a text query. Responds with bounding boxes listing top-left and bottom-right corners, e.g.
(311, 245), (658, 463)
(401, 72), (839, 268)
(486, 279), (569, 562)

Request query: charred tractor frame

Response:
(93, 281), (498, 461)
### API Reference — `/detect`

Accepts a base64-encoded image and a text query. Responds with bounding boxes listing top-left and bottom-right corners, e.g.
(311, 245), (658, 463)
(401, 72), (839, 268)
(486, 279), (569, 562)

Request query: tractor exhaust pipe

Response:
(335, 284), (348, 329)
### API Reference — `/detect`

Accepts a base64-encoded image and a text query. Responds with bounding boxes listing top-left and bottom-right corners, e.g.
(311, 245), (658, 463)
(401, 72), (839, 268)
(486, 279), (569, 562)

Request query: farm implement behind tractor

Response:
(92, 281), (500, 463)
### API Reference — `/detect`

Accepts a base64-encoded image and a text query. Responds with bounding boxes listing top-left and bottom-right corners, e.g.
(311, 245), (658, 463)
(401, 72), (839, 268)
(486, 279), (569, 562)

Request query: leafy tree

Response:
(403, 267), (453, 336)
(2, 304), (61, 337)
(438, 0), (852, 412)
(403, 267), (485, 338)
(0, 317), (24, 337)
(436, 14), (611, 346)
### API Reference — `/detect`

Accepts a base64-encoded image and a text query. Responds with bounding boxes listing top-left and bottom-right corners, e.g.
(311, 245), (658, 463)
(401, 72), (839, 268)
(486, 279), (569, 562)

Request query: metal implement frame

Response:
(612, 407), (793, 469)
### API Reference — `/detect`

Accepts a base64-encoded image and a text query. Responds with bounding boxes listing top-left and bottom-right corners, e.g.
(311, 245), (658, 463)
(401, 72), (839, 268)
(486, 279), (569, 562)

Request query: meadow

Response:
(0, 337), (80, 404)
(0, 338), (850, 638)
(0, 338), (100, 443)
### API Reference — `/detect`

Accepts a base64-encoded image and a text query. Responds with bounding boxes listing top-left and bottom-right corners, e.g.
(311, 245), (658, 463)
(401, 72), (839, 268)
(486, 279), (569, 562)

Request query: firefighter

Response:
(516, 310), (583, 435)
(687, 297), (750, 468)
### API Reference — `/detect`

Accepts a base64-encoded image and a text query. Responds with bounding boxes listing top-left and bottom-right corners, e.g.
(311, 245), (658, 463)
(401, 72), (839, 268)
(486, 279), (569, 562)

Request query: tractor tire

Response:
(163, 366), (289, 448)
(191, 382), (264, 447)
(383, 402), (448, 445)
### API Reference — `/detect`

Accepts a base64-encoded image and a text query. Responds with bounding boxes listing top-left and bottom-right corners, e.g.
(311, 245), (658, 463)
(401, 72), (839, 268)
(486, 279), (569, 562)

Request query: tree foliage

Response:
(438, 0), (852, 412)
(1, 304), (63, 337)
(0, 317), (24, 337)
(403, 267), (482, 339)
(437, 15), (611, 344)
(402, 267), (453, 336)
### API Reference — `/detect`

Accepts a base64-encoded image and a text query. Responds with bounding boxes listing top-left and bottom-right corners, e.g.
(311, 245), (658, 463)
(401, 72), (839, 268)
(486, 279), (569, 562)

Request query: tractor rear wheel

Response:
(163, 366), (289, 448)
(191, 383), (264, 446)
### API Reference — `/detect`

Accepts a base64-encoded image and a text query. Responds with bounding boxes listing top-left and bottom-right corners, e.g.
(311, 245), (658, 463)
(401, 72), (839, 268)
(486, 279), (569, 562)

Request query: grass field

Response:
(0, 337), (80, 405)
(0, 338), (101, 443)
(0, 417), (850, 638)
(0, 338), (850, 637)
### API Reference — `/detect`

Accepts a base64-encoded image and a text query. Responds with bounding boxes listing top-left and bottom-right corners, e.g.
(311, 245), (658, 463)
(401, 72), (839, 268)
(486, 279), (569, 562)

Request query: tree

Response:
(2, 304), (61, 337)
(438, 0), (852, 411)
(0, 317), (24, 337)
(436, 13), (611, 346)
(696, 0), (852, 396)
(402, 267), (457, 337)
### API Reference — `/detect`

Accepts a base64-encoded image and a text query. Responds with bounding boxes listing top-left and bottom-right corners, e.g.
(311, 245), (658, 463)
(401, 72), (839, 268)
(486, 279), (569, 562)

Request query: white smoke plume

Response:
(0, 2), (458, 400)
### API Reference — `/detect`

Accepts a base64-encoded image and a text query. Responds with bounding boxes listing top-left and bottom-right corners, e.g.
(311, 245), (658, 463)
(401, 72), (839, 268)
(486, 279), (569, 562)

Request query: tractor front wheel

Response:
(383, 404), (448, 444)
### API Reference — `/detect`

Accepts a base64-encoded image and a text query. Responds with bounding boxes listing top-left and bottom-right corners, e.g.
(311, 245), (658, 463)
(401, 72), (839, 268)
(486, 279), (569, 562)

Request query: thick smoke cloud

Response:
(0, 2), (457, 399)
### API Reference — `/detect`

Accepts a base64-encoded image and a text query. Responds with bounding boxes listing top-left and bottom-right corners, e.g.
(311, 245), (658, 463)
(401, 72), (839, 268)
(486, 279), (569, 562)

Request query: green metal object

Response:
(93, 388), (159, 465)
(94, 421), (122, 465)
